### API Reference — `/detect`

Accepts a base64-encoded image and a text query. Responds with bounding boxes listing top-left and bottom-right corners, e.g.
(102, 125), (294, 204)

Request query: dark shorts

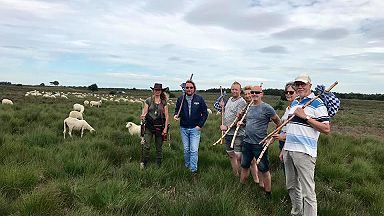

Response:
(241, 141), (269, 172)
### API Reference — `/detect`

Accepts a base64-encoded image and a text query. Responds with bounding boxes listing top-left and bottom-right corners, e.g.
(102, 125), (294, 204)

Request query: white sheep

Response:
(126, 122), (141, 136)
(90, 100), (102, 107)
(1, 99), (13, 105)
(73, 103), (85, 113)
(63, 117), (95, 139)
(68, 110), (83, 120)
(84, 100), (89, 106)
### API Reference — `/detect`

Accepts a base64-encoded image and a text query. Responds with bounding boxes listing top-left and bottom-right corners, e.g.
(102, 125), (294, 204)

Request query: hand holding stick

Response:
(230, 102), (253, 148)
(175, 74), (194, 118)
(258, 81), (339, 145)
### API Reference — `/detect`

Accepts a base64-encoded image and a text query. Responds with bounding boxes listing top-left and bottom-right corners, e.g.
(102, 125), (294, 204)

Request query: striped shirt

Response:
(284, 93), (329, 157)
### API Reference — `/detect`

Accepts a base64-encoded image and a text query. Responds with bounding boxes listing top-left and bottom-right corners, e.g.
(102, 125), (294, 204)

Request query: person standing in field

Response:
(174, 80), (208, 177)
(220, 81), (247, 176)
(243, 86), (263, 187)
(239, 85), (281, 198)
(140, 83), (169, 169)
(273, 82), (298, 173)
(282, 74), (330, 216)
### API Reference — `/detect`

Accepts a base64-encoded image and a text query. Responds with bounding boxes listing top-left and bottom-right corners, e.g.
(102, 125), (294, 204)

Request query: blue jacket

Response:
(174, 94), (208, 128)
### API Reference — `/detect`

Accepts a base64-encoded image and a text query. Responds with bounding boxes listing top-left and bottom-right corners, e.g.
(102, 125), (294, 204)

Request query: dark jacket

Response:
(174, 94), (208, 128)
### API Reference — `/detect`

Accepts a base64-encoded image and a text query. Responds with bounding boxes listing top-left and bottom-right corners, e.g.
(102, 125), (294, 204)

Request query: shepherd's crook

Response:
(256, 81), (339, 165)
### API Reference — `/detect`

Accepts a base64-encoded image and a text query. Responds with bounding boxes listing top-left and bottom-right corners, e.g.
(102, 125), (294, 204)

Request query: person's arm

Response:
(163, 105), (169, 134)
(271, 114), (281, 128)
(174, 96), (181, 120)
(294, 107), (331, 134)
(197, 97), (208, 129)
(140, 103), (149, 120)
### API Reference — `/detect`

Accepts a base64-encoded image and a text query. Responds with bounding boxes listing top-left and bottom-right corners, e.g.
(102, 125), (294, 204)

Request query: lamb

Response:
(73, 103), (85, 113)
(84, 100), (89, 106)
(68, 110), (83, 120)
(90, 100), (102, 107)
(1, 99), (13, 105)
(126, 122), (141, 136)
(63, 117), (95, 139)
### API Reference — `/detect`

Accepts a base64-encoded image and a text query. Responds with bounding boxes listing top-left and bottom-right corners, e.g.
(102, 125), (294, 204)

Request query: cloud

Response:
(272, 27), (349, 40)
(259, 45), (288, 54)
(360, 19), (384, 40)
(184, 0), (286, 31)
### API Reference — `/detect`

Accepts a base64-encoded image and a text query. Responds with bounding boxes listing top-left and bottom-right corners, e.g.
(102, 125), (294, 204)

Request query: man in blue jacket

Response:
(174, 80), (208, 175)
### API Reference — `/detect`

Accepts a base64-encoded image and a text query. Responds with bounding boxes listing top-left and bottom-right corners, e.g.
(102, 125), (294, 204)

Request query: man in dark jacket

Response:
(174, 80), (208, 175)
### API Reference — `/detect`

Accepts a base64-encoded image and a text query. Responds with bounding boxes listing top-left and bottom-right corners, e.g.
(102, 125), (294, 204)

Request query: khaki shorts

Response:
(225, 135), (243, 153)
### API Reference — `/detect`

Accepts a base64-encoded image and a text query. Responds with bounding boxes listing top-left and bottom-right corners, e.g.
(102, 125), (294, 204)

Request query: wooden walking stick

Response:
(258, 81), (339, 145)
(256, 81), (339, 164)
(230, 101), (253, 148)
(212, 102), (252, 145)
(220, 86), (224, 144)
(175, 74), (194, 118)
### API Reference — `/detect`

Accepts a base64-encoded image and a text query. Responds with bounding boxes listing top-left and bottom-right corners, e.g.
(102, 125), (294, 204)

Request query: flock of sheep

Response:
(2, 90), (218, 140)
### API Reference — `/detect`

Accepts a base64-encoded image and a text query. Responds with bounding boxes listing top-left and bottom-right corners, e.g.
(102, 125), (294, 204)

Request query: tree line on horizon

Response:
(1, 81), (383, 101)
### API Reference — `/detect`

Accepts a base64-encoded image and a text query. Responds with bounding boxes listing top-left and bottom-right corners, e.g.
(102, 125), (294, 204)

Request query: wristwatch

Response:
(305, 116), (311, 121)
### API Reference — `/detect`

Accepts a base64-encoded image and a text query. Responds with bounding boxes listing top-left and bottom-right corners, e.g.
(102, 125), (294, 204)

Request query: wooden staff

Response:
(220, 86), (224, 144)
(212, 102), (252, 145)
(256, 81), (339, 164)
(230, 101), (253, 148)
(175, 74), (194, 118)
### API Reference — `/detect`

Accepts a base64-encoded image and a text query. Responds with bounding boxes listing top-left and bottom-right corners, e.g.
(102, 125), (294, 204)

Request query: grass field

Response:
(0, 85), (383, 215)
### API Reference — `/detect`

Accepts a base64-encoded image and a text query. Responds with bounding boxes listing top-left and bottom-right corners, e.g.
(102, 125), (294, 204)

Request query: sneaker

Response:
(140, 162), (145, 170)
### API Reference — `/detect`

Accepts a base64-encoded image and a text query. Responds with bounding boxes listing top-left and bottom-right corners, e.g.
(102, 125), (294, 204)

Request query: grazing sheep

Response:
(84, 100), (89, 106)
(1, 99), (13, 105)
(126, 122), (141, 136)
(68, 110), (83, 120)
(90, 100), (102, 107)
(63, 117), (95, 139)
(73, 103), (85, 113)
(207, 108), (213, 114)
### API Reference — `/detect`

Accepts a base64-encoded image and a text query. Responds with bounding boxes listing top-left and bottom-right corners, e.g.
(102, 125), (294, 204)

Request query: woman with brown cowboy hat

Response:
(139, 83), (169, 169)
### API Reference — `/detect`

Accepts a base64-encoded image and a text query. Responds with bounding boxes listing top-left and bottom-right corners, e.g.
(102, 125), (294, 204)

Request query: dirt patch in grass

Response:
(332, 125), (384, 139)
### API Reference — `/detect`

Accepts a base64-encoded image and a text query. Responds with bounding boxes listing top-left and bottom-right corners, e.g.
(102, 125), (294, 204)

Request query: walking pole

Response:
(175, 74), (194, 118)
(220, 86), (224, 144)
(230, 101), (253, 148)
(258, 81), (339, 145)
(256, 81), (339, 164)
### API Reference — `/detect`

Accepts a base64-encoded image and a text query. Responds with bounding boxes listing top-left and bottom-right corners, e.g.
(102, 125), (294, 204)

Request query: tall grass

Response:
(0, 88), (383, 215)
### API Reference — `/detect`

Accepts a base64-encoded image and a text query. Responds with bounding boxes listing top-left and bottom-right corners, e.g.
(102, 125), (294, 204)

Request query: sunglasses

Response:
(250, 91), (262, 95)
(285, 91), (295, 95)
(185, 86), (194, 89)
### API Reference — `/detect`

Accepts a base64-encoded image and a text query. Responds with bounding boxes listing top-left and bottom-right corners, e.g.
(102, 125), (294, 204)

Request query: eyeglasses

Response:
(250, 91), (262, 95)
(294, 82), (307, 87)
(185, 86), (194, 89)
(285, 91), (295, 95)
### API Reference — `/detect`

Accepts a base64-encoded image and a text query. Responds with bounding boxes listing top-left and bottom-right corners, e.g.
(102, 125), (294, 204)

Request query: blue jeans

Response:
(180, 127), (201, 172)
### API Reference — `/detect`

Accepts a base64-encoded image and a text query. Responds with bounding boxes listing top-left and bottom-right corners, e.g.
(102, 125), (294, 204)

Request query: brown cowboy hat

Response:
(150, 83), (168, 91)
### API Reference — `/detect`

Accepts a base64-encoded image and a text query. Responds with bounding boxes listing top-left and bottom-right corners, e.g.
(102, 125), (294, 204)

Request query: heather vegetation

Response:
(0, 85), (383, 215)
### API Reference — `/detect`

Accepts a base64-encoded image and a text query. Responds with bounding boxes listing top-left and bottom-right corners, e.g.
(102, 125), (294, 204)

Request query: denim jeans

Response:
(180, 127), (201, 172)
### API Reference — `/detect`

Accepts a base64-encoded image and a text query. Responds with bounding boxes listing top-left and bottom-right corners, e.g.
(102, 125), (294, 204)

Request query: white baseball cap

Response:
(294, 73), (311, 84)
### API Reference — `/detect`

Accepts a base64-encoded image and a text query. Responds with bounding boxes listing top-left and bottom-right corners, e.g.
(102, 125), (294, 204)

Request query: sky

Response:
(0, 0), (384, 94)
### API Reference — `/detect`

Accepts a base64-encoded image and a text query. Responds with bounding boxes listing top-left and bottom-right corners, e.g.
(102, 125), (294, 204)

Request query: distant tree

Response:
(50, 81), (59, 86)
(88, 83), (98, 91)
(0, 81), (12, 85)
(40, 83), (45, 86)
